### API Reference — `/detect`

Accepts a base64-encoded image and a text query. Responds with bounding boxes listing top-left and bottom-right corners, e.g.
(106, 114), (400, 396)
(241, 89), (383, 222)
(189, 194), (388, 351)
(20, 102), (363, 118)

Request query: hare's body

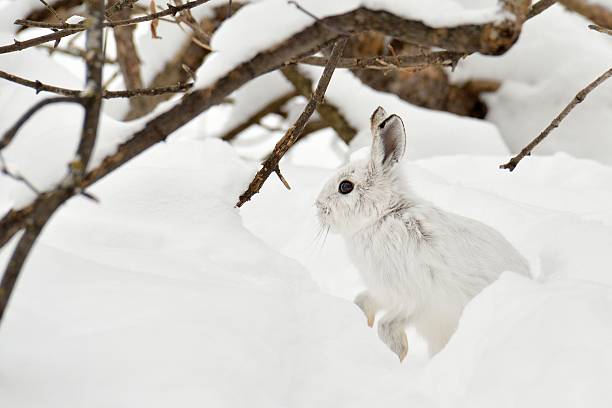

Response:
(316, 107), (529, 359)
(348, 190), (528, 355)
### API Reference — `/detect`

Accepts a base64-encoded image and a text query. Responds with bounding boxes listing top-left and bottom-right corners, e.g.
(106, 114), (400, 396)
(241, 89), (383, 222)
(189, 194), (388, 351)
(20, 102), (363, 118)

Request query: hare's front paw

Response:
(354, 291), (379, 327)
(378, 314), (409, 362)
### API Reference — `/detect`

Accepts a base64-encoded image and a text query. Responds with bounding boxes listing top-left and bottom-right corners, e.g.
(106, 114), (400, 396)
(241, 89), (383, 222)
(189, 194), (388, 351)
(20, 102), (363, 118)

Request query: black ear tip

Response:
(378, 114), (403, 129)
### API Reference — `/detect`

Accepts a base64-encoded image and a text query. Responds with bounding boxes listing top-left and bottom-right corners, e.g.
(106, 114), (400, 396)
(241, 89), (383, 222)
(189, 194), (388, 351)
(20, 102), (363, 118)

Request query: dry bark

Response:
(281, 66), (356, 144)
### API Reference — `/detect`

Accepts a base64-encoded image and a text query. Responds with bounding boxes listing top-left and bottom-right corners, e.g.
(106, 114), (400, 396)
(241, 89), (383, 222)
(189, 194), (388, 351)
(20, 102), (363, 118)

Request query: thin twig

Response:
(288, 1), (350, 35)
(5, 0), (213, 55)
(500, 67), (612, 171)
(0, 153), (40, 195)
(15, 0), (213, 30)
(38, 0), (65, 22)
(38, 44), (117, 63)
(236, 37), (348, 207)
(0, 29), (81, 54)
(0, 97), (83, 150)
(0, 70), (192, 98)
(589, 24), (612, 36)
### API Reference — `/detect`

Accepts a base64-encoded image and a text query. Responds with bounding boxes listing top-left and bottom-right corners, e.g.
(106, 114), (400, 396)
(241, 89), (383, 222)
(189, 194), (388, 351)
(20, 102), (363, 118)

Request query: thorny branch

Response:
(0, 70), (192, 99)
(236, 37), (348, 208)
(0, 0), (106, 325)
(4, 0), (213, 55)
(500, 67), (612, 171)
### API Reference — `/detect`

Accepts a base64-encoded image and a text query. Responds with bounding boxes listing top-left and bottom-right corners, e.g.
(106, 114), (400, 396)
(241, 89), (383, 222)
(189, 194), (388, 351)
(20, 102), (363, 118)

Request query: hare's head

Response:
(316, 107), (407, 234)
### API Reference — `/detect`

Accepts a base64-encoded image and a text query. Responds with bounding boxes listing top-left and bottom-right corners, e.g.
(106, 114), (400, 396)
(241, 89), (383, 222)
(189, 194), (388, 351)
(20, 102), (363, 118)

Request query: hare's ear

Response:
(370, 106), (387, 134)
(371, 114), (406, 170)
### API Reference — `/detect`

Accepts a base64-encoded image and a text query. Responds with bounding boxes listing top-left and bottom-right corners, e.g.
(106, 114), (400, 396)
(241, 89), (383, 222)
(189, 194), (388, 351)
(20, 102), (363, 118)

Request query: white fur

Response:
(316, 107), (529, 359)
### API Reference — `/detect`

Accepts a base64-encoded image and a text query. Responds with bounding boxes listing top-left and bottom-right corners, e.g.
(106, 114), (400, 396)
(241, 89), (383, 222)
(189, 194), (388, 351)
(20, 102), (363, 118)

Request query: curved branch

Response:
(0, 70), (191, 98)
(0, 97), (83, 150)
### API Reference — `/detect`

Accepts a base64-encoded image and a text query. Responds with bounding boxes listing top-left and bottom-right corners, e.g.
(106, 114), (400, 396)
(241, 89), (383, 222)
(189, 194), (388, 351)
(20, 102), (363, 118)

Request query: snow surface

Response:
(2, 135), (612, 407)
(2, 1), (612, 406)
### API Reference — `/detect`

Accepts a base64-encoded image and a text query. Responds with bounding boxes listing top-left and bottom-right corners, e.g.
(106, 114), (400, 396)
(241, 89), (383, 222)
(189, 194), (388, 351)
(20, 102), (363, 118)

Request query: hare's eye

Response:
(338, 180), (354, 194)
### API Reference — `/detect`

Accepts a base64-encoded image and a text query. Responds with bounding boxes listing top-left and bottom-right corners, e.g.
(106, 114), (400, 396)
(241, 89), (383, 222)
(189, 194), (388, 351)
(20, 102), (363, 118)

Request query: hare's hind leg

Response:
(354, 291), (380, 327)
(377, 311), (409, 361)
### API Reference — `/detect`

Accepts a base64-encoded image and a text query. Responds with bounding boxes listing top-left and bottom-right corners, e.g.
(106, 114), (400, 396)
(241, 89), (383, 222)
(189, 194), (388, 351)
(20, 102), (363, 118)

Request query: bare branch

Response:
(0, 153), (40, 195)
(0, 97), (83, 150)
(0, 70), (191, 98)
(38, 0), (65, 22)
(75, 0), (105, 173)
(527, 0), (557, 19)
(37, 44), (117, 63)
(589, 24), (612, 36)
(500, 67), (612, 171)
(124, 3), (238, 119)
(236, 37), (348, 208)
(559, 0), (612, 28)
(0, 28), (81, 54)
(281, 65), (356, 144)
(0, 0), (106, 327)
(6, 0), (214, 55)
(108, 1), (146, 118)
(15, 0), (214, 30)
(295, 51), (465, 71)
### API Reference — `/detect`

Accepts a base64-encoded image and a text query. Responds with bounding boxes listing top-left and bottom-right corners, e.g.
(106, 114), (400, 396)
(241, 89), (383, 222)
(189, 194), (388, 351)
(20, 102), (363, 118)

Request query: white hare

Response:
(315, 107), (529, 360)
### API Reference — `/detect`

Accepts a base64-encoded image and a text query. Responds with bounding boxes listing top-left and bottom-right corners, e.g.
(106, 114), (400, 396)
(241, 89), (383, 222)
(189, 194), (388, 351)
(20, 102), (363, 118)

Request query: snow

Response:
(209, 71), (294, 138)
(3, 134), (612, 407)
(299, 66), (510, 159)
(65, 15), (85, 24)
(2, 1), (612, 406)
(450, 6), (612, 164)
(195, 0), (511, 89)
(424, 273), (612, 408)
